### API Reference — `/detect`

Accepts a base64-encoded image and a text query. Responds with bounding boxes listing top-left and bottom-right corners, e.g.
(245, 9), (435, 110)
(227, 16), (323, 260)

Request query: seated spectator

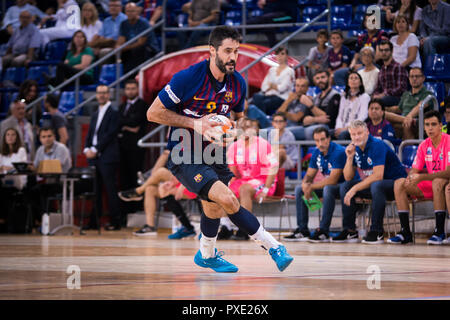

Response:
(45, 30), (95, 88)
(118, 150), (197, 239)
(306, 29), (330, 84)
(387, 0), (422, 34)
(384, 67), (433, 139)
(89, 0), (127, 59)
(178, 0), (220, 50)
(2, 10), (41, 69)
(377, 0), (400, 28)
(327, 30), (352, 86)
(0, 99), (35, 161)
(357, 47), (379, 96)
(390, 110), (449, 245)
(28, 127), (72, 228)
(334, 71), (370, 140)
(116, 2), (159, 75)
(390, 14), (422, 70)
(267, 112), (298, 170)
(365, 99), (401, 147)
(42, 94), (69, 145)
(80, 1), (103, 43)
(39, 0), (80, 46)
(283, 126), (347, 243)
(252, 46), (295, 116)
(247, 0), (298, 48)
(442, 97), (450, 133)
(419, 0), (450, 57)
(0, 127), (28, 232)
(0, 0), (46, 44)
(18, 80), (41, 128)
(372, 40), (409, 107)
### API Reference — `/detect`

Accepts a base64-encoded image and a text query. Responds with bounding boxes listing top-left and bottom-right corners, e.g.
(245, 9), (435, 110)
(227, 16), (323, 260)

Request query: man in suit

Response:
(84, 85), (122, 231)
(118, 78), (148, 214)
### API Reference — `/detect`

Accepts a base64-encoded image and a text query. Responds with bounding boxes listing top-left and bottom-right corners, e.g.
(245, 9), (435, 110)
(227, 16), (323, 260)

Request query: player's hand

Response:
(193, 114), (221, 142)
(344, 187), (356, 206)
(257, 190), (268, 204)
(345, 143), (356, 158)
(316, 115), (330, 124)
(403, 116), (414, 128)
(302, 182), (312, 200)
(406, 173), (422, 186)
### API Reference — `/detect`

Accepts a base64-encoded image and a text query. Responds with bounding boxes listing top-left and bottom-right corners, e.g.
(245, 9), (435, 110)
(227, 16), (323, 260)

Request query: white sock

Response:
(250, 226), (281, 251)
(220, 217), (238, 231)
(200, 234), (217, 259)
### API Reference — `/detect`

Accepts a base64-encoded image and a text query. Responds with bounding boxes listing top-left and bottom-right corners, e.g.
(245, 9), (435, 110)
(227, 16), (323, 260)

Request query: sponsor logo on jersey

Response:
(165, 85), (180, 104)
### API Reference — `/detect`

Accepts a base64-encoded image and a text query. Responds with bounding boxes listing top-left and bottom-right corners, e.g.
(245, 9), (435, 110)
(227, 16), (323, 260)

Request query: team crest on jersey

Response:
(367, 157), (372, 165)
(224, 91), (233, 102)
(194, 174), (203, 183)
(427, 147), (432, 155)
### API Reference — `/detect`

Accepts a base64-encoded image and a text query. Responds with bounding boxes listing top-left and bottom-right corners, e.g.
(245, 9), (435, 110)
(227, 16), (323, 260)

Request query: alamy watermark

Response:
(66, 265), (81, 290)
(366, 265), (381, 290)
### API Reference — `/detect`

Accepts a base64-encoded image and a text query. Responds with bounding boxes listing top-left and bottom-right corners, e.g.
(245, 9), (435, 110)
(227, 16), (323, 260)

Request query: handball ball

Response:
(208, 114), (233, 135)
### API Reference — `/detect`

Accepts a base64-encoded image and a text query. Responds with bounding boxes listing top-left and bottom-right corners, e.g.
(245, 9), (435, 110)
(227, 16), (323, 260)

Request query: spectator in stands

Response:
(357, 47), (379, 96)
(334, 120), (407, 244)
(80, 2), (103, 43)
(118, 79), (148, 214)
(178, 0), (220, 50)
(327, 30), (352, 87)
(267, 112), (298, 170)
(247, 0), (298, 48)
(2, 10), (41, 69)
(227, 117), (279, 215)
(372, 40), (409, 107)
(384, 67), (433, 139)
(0, 99), (35, 161)
(377, 0), (400, 28)
(442, 97), (450, 133)
(45, 30), (95, 88)
(88, 0), (127, 60)
(419, 0), (450, 57)
(118, 150), (197, 239)
(253, 46), (295, 116)
(334, 71), (370, 140)
(389, 110), (448, 245)
(116, 2), (159, 76)
(28, 127), (71, 228)
(0, 127), (28, 231)
(42, 94), (69, 145)
(39, 0), (80, 46)
(390, 14), (422, 70)
(284, 126), (347, 242)
(17, 79), (41, 128)
(0, 0), (46, 44)
(84, 85), (123, 231)
(387, 0), (422, 34)
(306, 29), (330, 84)
(365, 99), (401, 147)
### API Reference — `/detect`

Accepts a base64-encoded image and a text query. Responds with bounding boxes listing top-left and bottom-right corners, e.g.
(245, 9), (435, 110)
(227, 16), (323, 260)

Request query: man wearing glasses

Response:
(384, 67), (434, 139)
(372, 40), (408, 107)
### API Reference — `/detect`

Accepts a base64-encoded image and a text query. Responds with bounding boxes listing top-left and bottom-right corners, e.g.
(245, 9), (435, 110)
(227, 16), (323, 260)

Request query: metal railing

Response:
(418, 95), (439, 140)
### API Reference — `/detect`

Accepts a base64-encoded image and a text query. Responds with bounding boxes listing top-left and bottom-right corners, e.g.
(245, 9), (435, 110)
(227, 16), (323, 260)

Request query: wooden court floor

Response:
(0, 229), (449, 300)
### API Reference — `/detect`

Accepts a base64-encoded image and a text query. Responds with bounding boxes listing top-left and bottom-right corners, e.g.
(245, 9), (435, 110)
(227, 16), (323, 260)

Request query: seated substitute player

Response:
(389, 111), (450, 245)
(335, 120), (407, 244)
(146, 26), (293, 273)
(284, 126), (349, 243)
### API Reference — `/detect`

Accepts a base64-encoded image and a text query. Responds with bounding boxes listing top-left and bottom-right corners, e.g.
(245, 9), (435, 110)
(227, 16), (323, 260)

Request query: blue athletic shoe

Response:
(168, 226), (196, 240)
(387, 231), (413, 244)
(269, 245), (293, 272)
(427, 232), (446, 245)
(194, 249), (238, 273)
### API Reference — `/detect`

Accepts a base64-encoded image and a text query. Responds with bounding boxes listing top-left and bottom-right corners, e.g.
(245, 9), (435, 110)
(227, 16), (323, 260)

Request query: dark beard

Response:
(216, 56), (235, 74)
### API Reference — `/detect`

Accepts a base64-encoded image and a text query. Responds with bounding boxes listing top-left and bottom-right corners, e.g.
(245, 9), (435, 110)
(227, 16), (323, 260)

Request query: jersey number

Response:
(432, 160), (440, 171)
(206, 102), (216, 113)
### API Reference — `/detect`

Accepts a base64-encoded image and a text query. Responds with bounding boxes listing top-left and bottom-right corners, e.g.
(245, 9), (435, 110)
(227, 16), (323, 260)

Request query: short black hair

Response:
(424, 110), (442, 122)
(316, 29), (329, 39)
(45, 93), (60, 109)
(275, 46), (288, 55)
(314, 68), (330, 77)
(208, 26), (242, 50)
(38, 126), (55, 137)
(378, 39), (393, 52)
(312, 126), (330, 138)
(272, 112), (287, 121)
(330, 29), (343, 39)
(124, 79), (138, 87)
(368, 98), (385, 111)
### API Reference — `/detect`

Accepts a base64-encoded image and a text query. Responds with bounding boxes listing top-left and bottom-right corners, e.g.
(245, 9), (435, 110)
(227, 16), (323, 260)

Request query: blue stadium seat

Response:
(27, 66), (51, 85)
(99, 64), (124, 85)
(424, 82), (446, 105)
(351, 12), (365, 29)
(355, 4), (369, 15)
(347, 29), (363, 38)
(225, 10), (242, 24)
(401, 145), (418, 169)
(302, 6), (327, 31)
(58, 91), (83, 115)
(44, 40), (68, 63)
(424, 54), (450, 82)
(330, 5), (353, 30)
(332, 85), (345, 94)
(307, 86), (321, 97)
(3, 67), (27, 85)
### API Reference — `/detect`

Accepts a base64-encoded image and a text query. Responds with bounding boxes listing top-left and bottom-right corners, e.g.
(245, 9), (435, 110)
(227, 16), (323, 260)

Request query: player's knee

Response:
(432, 178), (447, 192)
(394, 178), (406, 194)
(217, 192), (240, 213)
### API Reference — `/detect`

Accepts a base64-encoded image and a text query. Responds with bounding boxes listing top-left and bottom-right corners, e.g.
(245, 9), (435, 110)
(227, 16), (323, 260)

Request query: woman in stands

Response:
(386, 0), (422, 34)
(0, 128), (28, 231)
(357, 46), (379, 96)
(46, 30), (95, 88)
(80, 2), (103, 42)
(390, 14), (422, 70)
(334, 71), (370, 140)
(252, 46), (295, 116)
(18, 80), (41, 127)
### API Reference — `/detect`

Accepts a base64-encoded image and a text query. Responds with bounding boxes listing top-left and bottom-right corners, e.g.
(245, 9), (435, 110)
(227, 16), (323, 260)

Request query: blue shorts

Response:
(167, 158), (234, 201)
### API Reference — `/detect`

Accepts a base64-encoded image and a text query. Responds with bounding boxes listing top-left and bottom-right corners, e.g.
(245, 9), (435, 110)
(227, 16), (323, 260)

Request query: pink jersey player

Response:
(412, 133), (450, 198)
(227, 136), (279, 198)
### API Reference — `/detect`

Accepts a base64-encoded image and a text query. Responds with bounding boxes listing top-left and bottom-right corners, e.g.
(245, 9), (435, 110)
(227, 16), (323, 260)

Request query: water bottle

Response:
(42, 213), (49, 235)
